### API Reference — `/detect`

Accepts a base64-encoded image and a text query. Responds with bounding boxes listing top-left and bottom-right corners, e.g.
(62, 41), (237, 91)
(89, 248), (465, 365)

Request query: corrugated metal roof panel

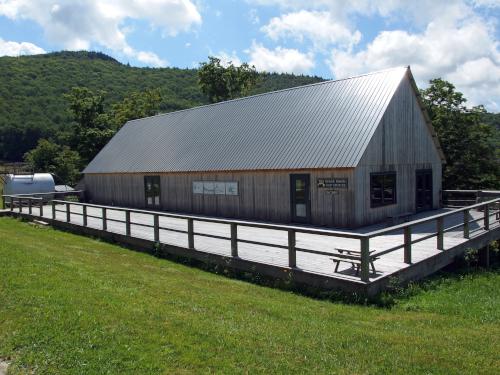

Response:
(84, 67), (409, 174)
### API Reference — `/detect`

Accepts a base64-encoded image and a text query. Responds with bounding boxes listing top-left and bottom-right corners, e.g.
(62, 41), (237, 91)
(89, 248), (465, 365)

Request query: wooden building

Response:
(83, 67), (444, 228)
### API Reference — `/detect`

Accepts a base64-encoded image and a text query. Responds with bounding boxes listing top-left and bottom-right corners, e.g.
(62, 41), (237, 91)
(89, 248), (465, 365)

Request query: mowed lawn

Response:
(0, 218), (499, 374)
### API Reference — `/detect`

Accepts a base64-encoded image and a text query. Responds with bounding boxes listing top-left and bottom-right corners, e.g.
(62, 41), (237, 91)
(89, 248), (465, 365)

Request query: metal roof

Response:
(84, 67), (409, 174)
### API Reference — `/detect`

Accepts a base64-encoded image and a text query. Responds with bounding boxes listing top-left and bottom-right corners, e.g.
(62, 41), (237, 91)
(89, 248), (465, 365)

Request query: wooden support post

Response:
(187, 218), (194, 249)
(360, 237), (370, 282)
(484, 204), (489, 230)
(230, 223), (238, 257)
(10, 197), (13, 212)
(479, 244), (490, 268)
(19, 197), (22, 213)
(83, 205), (87, 227)
(154, 214), (160, 242)
(39, 199), (43, 217)
(66, 202), (70, 222)
(288, 229), (296, 268)
(404, 226), (412, 264)
(463, 209), (470, 239)
(52, 200), (56, 219)
(436, 217), (444, 250)
(102, 208), (107, 231)
(125, 210), (131, 236)
(28, 198), (32, 215)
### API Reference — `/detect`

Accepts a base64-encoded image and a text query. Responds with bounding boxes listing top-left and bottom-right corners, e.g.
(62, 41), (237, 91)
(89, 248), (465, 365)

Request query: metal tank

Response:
(3, 173), (55, 195)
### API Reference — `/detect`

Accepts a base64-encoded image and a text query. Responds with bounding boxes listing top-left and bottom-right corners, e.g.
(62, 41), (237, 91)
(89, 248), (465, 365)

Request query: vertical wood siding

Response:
(84, 169), (356, 227)
(354, 74), (443, 226)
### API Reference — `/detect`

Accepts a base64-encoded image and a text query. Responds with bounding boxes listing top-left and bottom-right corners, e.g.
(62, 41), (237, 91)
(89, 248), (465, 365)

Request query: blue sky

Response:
(0, 0), (499, 110)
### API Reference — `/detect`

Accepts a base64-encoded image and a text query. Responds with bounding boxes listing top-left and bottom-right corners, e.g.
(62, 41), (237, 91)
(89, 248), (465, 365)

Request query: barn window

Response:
(370, 172), (396, 207)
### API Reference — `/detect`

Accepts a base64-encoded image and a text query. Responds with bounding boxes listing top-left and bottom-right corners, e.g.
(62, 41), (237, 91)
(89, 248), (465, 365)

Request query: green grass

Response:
(0, 218), (499, 374)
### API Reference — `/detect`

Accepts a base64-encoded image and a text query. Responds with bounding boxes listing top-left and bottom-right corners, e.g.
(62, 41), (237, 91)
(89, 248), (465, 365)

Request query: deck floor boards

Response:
(26, 204), (499, 283)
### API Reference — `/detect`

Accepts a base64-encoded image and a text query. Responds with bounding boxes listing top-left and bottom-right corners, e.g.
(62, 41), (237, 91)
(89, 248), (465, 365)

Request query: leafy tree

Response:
(421, 79), (499, 189)
(64, 87), (115, 163)
(108, 88), (162, 129)
(24, 139), (81, 185)
(198, 57), (259, 103)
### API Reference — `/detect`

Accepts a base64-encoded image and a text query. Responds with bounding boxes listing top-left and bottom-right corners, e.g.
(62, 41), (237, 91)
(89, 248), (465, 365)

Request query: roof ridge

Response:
(126, 66), (409, 124)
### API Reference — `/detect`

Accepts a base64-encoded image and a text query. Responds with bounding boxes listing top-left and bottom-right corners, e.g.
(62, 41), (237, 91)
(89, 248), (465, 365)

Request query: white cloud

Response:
(248, 8), (260, 24)
(0, 38), (46, 56)
(261, 10), (361, 50)
(215, 51), (243, 67)
(328, 17), (500, 109)
(247, 41), (315, 74)
(0, 0), (201, 66)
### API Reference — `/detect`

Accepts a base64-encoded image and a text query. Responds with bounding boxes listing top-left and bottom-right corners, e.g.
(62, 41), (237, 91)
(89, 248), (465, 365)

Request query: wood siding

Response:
(84, 169), (356, 227)
(354, 74), (443, 226)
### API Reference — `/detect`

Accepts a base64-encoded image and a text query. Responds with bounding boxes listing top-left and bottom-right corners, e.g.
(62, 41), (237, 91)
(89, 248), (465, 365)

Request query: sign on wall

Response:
(317, 178), (348, 189)
(193, 181), (239, 196)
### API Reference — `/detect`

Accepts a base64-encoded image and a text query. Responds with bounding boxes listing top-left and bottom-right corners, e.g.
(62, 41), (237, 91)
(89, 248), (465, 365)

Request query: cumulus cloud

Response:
(261, 10), (361, 50)
(328, 16), (500, 109)
(215, 51), (243, 67)
(247, 41), (315, 74)
(0, 38), (46, 56)
(0, 0), (201, 66)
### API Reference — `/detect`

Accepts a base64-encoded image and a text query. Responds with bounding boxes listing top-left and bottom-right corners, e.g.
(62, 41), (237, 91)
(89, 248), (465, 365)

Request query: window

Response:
(144, 176), (161, 208)
(370, 172), (396, 207)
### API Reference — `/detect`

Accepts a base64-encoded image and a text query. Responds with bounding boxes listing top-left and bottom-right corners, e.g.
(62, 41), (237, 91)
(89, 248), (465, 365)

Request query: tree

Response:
(64, 87), (115, 163)
(108, 88), (162, 129)
(198, 57), (258, 103)
(24, 139), (81, 185)
(421, 79), (499, 189)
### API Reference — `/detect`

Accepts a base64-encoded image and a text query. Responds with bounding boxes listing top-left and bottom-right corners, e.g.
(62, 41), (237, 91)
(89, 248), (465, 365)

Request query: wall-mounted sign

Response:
(193, 181), (204, 194)
(225, 182), (238, 196)
(317, 178), (348, 189)
(193, 181), (239, 196)
(214, 182), (226, 195)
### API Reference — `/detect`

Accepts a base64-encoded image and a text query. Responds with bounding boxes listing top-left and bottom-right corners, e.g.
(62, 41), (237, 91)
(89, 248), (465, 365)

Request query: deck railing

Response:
(3, 193), (499, 283)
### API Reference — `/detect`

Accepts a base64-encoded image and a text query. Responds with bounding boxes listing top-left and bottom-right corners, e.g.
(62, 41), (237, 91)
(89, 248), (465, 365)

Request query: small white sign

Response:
(225, 182), (238, 196)
(193, 181), (204, 194)
(203, 181), (215, 195)
(214, 182), (226, 195)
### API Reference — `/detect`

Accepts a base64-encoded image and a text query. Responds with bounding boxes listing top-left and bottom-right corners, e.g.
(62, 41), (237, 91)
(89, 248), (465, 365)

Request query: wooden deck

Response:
(3, 198), (500, 295)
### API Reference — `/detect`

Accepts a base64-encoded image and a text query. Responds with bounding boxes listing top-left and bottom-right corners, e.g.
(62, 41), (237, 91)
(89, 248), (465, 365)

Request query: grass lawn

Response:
(0, 218), (499, 374)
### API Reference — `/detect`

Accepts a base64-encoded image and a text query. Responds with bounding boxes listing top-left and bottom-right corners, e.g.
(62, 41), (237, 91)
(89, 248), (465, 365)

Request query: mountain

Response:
(0, 51), (324, 161)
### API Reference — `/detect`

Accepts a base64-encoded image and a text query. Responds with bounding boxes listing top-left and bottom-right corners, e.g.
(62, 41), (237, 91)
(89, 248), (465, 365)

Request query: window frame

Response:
(370, 171), (397, 208)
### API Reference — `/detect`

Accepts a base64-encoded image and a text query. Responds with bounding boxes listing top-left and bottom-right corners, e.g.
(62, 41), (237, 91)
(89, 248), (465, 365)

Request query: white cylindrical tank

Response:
(3, 173), (55, 195)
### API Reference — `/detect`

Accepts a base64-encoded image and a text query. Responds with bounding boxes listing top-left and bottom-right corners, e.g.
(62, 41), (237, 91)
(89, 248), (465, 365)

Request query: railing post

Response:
(154, 214), (160, 242)
(10, 197), (13, 212)
(288, 229), (296, 268)
(436, 217), (444, 250)
(463, 209), (469, 239)
(404, 226), (412, 264)
(187, 218), (194, 249)
(83, 205), (87, 227)
(39, 199), (43, 217)
(19, 197), (22, 213)
(28, 198), (32, 215)
(102, 208), (107, 231)
(484, 204), (489, 230)
(231, 223), (238, 257)
(125, 210), (131, 236)
(360, 237), (370, 282)
(66, 202), (70, 222)
(52, 200), (56, 220)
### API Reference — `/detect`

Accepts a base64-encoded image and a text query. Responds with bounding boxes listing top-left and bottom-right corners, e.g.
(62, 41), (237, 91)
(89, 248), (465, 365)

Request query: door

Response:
(144, 176), (161, 209)
(290, 174), (311, 223)
(416, 169), (432, 211)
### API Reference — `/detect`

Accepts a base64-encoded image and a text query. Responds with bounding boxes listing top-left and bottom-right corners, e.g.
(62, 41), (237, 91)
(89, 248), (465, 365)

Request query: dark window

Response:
(144, 176), (161, 208)
(370, 172), (396, 207)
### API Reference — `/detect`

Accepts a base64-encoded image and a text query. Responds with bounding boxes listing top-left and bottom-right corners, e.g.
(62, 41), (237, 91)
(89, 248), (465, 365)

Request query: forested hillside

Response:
(0, 51), (323, 161)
